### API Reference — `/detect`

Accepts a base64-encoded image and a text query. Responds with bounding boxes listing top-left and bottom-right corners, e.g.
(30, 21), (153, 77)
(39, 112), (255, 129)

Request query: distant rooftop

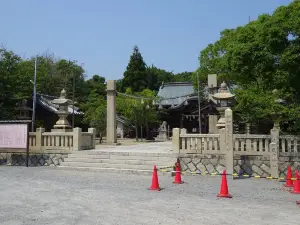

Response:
(157, 82), (196, 107)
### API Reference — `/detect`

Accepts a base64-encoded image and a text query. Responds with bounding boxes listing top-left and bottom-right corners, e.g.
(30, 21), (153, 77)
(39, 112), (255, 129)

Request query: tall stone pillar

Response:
(106, 80), (117, 144)
(225, 109), (234, 175)
(270, 127), (279, 178)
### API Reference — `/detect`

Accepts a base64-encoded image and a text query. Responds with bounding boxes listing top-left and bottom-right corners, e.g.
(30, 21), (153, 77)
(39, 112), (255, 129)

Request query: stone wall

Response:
(0, 153), (68, 166)
(233, 155), (271, 177)
(278, 153), (300, 178)
(179, 153), (300, 177)
(179, 154), (226, 174)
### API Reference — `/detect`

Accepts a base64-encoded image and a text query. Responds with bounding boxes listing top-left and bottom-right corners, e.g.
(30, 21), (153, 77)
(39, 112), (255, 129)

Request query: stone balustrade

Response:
(172, 109), (300, 178)
(0, 127), (96, 167)
(28, 127), (96, 153)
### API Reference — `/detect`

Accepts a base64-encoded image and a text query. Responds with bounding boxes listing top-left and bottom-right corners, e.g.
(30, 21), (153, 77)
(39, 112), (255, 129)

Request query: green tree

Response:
(0, 48), (22, 119)
(196, 0), (300, 133)
(122, 46), (148, 92)
(116, 88), (158, 140)
(173, 71), (193, 82)
(81, 75), (107, 141)
(146, 65), (174, 90)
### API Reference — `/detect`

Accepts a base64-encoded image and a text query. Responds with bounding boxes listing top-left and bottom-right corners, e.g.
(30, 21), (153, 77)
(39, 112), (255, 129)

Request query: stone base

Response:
(0, 153), (68, 166)
(155, 132), (168, 142)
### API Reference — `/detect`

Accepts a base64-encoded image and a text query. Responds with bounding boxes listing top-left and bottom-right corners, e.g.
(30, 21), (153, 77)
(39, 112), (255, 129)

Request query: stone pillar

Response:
(219, 128), (226, 152)
(73, 127), (82, 151)
(88, 128), (96, 149)
(225, 109), (234, 175)
(36, 127), (45, 151)
(270, 127), (279, 178)
(172, 128), (180, 152)
(106, 80), (117, 144)
(209, 115), (218, 134)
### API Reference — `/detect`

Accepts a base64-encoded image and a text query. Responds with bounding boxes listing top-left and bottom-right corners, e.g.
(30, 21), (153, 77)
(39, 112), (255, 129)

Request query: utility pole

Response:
(197, 72), (201, 133)
(72, 69), (75, 129)
(31, 57), (37, 132)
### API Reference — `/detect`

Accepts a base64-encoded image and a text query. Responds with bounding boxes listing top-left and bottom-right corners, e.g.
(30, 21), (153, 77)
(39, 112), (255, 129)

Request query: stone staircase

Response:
(58, 150), (177, 175)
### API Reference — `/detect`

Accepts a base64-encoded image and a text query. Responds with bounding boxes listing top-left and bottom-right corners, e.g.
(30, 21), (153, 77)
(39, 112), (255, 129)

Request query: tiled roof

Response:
(157, 82), (196, 106)
(36, 94), (84, 115)
(37, 94), (127, 123)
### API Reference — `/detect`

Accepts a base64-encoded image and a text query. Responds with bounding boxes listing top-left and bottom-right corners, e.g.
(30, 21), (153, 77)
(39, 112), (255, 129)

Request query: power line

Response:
(116, 91), (196, 101)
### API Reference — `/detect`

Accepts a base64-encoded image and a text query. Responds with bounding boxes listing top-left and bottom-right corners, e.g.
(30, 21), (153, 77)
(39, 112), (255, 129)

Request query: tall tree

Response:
(81, 75), (107, 140)
(146, 65), (173, 90)
(195, 0), (300, 133)
(122, 46), (148, 92)
(116, 88), (158, 140)
(0, 48), (22, 119)
(173, 71), (193, 82)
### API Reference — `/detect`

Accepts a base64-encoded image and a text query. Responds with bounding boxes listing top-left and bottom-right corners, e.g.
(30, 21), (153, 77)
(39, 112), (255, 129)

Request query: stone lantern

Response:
(51, 89), (73, 132)
(17, 99), (32, 120)
(212, 81), (235, 129)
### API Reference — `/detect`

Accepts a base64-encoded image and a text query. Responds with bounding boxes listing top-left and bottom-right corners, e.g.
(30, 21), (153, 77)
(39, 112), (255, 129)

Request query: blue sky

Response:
(0, 0), (293, 80)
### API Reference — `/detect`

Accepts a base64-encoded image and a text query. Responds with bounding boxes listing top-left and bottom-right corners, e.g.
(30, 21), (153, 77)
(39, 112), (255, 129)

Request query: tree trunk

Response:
(140, 125), (143, 142)
(135, 125), (138, 141)
(146, 123), (149, 139)
(99, 132), (103, 144)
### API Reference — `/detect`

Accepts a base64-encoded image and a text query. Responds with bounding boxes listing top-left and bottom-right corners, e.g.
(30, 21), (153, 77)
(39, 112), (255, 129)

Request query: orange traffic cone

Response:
(217, 170), (232, 198)
(173, 163), (184, 184)
(291, 170), (300, 194)
(149, 165), (161, 191)
(284, 165), (294, 188)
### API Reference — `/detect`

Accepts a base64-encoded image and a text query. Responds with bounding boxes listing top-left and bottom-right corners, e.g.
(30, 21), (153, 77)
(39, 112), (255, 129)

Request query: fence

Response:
(172, 109), (300, 178)
(0, 126), (96, 167)
(28, 127), (96, 153)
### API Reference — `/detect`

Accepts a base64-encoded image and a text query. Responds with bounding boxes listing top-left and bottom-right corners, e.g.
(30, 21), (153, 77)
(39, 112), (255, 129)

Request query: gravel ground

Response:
(0, 167), (299, 225)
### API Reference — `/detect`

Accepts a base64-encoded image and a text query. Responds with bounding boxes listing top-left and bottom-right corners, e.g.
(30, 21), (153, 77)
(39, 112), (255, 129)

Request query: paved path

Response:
(0, 167), (299, 225)
(92, 141), (174, 153)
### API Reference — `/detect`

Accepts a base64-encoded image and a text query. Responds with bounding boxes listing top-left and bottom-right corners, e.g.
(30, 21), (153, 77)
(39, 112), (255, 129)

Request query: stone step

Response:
(57, 166), (172, 176)
(60, 162), (169, 170)
(72, 151), (177, 158)
(63, 158), (175, 166)
(67, 154), (176, 162)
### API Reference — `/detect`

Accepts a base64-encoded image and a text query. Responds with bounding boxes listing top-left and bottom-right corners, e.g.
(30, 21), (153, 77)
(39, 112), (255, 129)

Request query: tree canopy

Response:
(121, 46), (148, 92)
(195, 0), (300, 133)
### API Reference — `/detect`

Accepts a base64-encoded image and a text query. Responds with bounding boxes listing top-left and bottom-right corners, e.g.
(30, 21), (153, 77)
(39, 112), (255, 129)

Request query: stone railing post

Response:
(36, 127), (45, 151)
(219, 128), (226, 152)
(172, 128), (180, 152)
(225, 109), (234, 175)
(88, 128), (96, 149)
(73, 127), (82, 151)
(270, 127), (279, 178)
